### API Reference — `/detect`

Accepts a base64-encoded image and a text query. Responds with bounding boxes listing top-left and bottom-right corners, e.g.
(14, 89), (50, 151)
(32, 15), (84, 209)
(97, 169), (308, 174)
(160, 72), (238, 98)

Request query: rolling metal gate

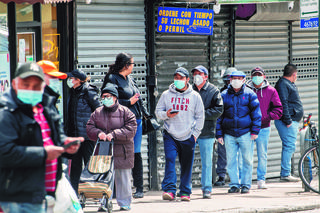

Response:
(76, 0), (150, 191)
(235, 20), (318, 179)
(154, 4), (232, 188)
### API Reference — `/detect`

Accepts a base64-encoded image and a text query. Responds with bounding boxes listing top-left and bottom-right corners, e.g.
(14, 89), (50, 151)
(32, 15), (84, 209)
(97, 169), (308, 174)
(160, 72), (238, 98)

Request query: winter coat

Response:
(275, 77), (303, 125)
(155, 83), (205, 141)
(66, 82), (101, 139)
(193, 81), (223, 138)
(86, 101), (137, 169)
(216, 84), (261, 138)
(247, 79), (283, 128)
(0, 88), (66, 204)
(102, 73), (149, 119)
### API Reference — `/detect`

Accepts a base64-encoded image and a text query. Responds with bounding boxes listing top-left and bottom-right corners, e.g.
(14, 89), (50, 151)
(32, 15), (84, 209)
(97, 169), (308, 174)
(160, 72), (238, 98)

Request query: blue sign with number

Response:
(300, 17), (319, 29)
(157, 7), (214, 35)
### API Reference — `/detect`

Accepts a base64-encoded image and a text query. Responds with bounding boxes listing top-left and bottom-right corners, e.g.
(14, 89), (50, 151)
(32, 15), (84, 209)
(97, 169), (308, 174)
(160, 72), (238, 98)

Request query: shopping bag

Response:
(142, 115), (161, 135)
(88, 155), (112, 173)
(54, 173), (83, 213)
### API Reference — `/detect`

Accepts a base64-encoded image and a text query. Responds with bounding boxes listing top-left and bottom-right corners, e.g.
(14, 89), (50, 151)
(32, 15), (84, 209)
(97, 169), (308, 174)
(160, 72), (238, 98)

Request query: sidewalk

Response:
(83, 180), (320, 213)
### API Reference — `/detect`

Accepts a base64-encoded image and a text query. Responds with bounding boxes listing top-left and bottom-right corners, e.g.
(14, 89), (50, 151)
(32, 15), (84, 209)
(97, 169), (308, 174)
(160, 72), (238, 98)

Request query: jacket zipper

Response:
(5, 178), (10, 190)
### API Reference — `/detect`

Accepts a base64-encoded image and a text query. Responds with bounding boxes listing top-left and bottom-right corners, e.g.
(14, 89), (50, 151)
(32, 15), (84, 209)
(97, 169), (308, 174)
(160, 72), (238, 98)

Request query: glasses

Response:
(128, 62), (135, 66)
(101, 95), (113, 99)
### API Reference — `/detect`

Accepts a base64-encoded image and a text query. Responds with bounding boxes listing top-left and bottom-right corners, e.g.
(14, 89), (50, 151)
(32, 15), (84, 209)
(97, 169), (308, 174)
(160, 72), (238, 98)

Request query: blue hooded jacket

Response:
(216, 84), (261, 138)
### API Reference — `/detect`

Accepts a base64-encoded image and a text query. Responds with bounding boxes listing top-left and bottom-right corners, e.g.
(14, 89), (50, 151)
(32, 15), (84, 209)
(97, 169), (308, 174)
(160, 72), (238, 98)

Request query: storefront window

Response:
(16, 3), (34, 22)
(42, 4), (60, 69)
(0, 2), (10, 94)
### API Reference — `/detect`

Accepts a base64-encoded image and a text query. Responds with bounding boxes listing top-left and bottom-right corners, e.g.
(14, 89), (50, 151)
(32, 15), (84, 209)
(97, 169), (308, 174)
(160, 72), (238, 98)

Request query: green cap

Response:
(15, 62), (44, 81)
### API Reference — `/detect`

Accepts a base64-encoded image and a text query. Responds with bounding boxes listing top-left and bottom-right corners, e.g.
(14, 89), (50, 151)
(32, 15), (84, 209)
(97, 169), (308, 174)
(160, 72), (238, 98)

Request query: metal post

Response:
(7, 2), (17, 81)
(318, 0), (320, 193)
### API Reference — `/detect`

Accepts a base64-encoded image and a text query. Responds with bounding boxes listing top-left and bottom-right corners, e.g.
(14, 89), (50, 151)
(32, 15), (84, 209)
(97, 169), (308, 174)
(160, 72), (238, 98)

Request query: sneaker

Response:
(257, 180), (268, 189)
(162, 192), (175, 201)
(203, 190), (211, 199)
(133, 191), (144, 198)
(214, 176), (225, 186)
(97, 206), (108, 212)
(120, 206), (131, 211)
(241, 186), (250, 194)
(180, 194), (190, 201)
(280, 175), (299, 182)
(228, 186), (240, 193)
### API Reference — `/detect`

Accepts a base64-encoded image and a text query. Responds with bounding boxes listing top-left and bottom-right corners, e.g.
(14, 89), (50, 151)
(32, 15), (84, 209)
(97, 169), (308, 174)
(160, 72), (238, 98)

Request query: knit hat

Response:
(101, 83), (119, 98)
(67, 69), (87, 81)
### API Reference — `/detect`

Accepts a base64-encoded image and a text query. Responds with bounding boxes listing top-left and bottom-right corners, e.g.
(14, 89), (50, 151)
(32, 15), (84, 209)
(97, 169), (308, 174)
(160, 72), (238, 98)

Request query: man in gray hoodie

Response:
(155, 67), (205, 202)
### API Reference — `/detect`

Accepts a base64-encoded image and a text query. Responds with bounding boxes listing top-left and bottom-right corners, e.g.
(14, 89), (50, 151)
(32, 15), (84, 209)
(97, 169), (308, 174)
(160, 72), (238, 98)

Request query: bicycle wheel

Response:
(298, 145), (320, 194)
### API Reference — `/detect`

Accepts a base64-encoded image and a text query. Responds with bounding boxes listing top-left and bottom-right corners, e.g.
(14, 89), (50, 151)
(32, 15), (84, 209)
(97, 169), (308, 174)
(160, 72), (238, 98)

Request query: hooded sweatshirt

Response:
(246, 79), (283, 128)
(155, 83), (205, 141)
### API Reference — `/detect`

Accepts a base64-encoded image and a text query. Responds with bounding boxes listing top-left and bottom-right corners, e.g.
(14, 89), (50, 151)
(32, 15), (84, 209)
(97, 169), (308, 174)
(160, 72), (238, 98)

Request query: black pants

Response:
(132, 152), (143, 193)
(70, 140), (95, 193)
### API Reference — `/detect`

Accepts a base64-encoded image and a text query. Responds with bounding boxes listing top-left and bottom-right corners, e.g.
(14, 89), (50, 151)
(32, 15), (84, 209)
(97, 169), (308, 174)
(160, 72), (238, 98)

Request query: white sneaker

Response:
(280, 175), (299, 182)
(257, 180), (268, 189)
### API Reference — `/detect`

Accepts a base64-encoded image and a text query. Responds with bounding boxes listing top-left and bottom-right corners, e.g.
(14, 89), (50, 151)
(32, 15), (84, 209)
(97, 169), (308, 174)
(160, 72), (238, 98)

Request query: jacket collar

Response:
(103, 100), (119, 112)
(193, 81), (209, 91)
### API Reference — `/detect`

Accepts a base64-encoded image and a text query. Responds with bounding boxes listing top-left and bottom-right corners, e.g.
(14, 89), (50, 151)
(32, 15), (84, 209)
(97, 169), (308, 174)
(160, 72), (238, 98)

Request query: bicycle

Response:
(298, 113), (320, 194)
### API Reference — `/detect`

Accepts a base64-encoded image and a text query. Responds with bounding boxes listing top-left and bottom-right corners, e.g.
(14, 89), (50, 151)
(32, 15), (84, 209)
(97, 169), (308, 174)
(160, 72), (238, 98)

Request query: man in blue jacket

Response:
(275, 64), (303, 182)
(216, 70), (261, 194)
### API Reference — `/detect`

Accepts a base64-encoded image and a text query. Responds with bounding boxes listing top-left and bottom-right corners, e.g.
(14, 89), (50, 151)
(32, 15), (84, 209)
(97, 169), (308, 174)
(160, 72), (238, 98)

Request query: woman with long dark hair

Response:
(101, 52), (149, 198)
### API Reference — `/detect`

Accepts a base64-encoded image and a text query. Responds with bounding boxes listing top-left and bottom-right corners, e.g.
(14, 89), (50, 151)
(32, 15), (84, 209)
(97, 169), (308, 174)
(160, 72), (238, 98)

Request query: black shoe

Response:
(241, 186), (250, 194)
(176, 191), (181, 197)
(214, 176), (225, 186)
(97, 206), (108, 212)
(133, 191), (144, 198)
(228, 186), (240, 193)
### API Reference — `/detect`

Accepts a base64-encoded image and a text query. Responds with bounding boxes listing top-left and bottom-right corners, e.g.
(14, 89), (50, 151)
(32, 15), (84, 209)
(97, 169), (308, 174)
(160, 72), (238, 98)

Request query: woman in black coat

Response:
(66, 69), (101, 193)
(101, 52), (149, 198)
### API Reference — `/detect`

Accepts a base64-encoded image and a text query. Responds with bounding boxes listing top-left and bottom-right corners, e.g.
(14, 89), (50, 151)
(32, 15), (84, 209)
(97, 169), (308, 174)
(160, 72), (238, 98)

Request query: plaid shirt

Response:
(33, 104), (57, 192)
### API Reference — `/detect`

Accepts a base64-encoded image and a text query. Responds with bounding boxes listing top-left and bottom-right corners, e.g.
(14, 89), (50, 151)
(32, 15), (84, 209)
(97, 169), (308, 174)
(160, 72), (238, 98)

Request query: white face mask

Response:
(193, 75), (203, 86)
(231, 79), (245, 89)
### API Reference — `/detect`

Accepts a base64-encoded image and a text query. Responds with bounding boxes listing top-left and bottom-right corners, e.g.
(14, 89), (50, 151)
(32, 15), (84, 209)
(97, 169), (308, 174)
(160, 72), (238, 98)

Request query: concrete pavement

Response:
(83, 180), (320, 213)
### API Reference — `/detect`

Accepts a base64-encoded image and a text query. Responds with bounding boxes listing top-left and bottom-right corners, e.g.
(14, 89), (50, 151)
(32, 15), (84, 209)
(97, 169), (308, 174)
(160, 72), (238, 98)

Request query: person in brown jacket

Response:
(86, 83), (137, 211)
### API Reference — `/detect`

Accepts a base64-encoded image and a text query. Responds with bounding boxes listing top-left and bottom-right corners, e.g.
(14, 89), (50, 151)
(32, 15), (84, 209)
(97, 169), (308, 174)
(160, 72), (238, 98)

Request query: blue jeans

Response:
(162, 131), (196, 195)
(224, 132), (254, 189)
(133, 119), (142, 153)
(0, 202), (45, 213)
(275, 120), (299, 177)
(254, 127), (271, 181)
(197, 138), (214, 192)
(216, 142), (227, 178)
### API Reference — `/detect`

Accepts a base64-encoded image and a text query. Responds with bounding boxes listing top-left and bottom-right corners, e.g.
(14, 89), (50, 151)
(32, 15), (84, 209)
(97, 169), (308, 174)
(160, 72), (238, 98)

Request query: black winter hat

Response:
(101, 83), (119, 98)
(67, 69), (87, 81)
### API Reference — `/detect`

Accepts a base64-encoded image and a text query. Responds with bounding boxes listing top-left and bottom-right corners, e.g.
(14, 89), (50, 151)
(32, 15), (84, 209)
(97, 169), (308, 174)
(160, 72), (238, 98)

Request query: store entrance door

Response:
(17, 32), (35, 65)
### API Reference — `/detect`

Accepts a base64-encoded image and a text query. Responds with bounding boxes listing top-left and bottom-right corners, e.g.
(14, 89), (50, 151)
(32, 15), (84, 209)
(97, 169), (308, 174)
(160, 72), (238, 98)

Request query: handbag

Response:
(142, 115), (161, 135)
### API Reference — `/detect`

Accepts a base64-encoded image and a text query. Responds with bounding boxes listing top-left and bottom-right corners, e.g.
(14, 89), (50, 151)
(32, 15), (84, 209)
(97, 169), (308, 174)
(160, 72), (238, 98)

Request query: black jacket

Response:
(102, 73), (149, 119)
(193, 81), (223, 138)
(0, 88), (66, 203)
(66, 82), (101, 139)
(275, 77), (303, 125)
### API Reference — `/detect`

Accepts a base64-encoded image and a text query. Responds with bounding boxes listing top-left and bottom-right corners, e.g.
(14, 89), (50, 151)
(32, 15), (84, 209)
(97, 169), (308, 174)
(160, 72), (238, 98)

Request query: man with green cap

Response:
(0, 62), (83, 213)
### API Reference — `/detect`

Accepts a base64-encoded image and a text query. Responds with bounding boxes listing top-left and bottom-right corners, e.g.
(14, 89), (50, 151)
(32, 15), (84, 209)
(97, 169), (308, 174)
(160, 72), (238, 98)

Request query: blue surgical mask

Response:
(174, 80), (185, 90)
(49, 79), (60, 93)
(102, 97), (114, 107)
(252, 76), (264, 86)
(67, 79), (74, 88)
(17, 89), (43, 106)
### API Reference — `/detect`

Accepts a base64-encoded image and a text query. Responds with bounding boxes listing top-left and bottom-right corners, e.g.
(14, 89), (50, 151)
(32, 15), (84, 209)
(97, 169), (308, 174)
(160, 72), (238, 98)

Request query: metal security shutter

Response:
(235, 21), (290, 179)
(154, 4), (232, 188)
(76, 0), (150, 191)
(292, 21), (318, 166)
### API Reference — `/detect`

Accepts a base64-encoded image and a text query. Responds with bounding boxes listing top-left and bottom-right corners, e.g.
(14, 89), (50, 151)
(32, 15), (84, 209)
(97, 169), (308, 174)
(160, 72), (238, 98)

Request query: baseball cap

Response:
(251, 66), (265, 75)
(191, 65), (208, 75)
(230, 70), (246, 78)
(67, 69), (87, 81)
(37, 60), (67, 80)
(15, 62), (44, 81)
(174, 67), (189, 78)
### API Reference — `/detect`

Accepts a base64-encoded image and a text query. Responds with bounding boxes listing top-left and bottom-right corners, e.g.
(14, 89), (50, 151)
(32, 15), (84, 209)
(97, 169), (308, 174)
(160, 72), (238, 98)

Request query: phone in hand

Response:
(62, 140), (80, 149)
(169, 110), (179, 114)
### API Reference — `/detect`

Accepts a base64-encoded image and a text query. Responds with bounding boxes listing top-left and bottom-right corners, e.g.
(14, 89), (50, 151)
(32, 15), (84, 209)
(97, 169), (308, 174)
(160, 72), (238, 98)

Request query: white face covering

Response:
(231, 79), (245, 89)
(193, 75), (204, 86)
